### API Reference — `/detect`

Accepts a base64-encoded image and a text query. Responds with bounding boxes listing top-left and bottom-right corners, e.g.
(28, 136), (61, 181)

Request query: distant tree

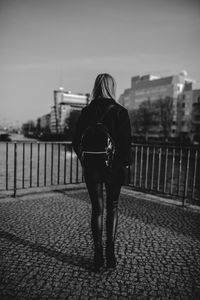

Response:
(157, 96), (173, 139)
(22, 121), (36, 137)
(129, 109), (140, 135)
(137, 100), (154, 141)
(129, 97), (174, 142)
(66, 109), (81, 140)
(129, 100), (154, 141)
(36, 119), (41, 135)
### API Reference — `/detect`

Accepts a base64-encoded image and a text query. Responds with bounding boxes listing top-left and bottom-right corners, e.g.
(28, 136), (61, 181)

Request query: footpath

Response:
(0, 185), (200, 299)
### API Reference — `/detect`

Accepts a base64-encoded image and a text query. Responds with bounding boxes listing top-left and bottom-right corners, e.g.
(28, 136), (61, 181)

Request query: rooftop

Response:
(132, 76), (174, 90)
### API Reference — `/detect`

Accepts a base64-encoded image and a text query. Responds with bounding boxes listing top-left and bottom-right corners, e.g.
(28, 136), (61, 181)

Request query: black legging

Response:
(86, 180), (121, 246)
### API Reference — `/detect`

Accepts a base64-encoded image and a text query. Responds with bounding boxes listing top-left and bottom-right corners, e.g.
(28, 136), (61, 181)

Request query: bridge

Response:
(0, 141), (200, 299)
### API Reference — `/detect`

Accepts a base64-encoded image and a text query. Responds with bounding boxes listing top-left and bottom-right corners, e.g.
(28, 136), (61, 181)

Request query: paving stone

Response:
(0, 188), (200, 299)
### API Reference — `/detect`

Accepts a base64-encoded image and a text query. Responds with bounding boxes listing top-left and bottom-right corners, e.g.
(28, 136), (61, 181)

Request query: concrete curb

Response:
(1, 183), (200, 213)
(122, 186), (200, 213)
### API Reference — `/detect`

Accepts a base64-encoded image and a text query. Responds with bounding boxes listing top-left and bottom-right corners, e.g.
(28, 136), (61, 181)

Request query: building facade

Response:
(50, 89), (89, 133)
(191, 89), (200, 143)
(177, 82), (193, 140)
(37, 113), (51, 132)
(118, 72), (194, 139)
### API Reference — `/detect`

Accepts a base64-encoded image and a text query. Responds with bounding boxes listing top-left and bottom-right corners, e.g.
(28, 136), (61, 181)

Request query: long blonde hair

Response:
(91, 73), (116, 101)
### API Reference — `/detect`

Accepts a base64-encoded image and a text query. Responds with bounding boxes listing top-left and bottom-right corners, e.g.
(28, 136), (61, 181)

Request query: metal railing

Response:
(0, 141), (83, 197)
(129, 144), (200, 206)
(0, 141), (199, 206)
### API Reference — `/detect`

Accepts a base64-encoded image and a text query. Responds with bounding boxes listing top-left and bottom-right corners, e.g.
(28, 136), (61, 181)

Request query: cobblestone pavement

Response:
(0, 186), (200, 300)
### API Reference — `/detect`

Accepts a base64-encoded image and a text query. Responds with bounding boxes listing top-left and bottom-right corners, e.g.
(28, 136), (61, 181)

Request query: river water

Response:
(0, 135), (82, 192)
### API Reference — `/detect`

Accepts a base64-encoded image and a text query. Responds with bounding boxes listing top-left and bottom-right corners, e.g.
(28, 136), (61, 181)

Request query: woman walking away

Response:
(73, 73), (132, 271)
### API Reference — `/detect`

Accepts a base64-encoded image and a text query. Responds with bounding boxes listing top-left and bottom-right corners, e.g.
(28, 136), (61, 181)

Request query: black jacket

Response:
(73, 98), (132, 168)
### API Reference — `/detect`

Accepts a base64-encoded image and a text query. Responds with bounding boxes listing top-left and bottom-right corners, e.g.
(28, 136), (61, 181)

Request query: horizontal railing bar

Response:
(3, 140), (200, 151)
(2, 140), (73, 145)
(0, 141), (199, 204)
(3, 140), (199, 150)
(133, 143), (199, 147)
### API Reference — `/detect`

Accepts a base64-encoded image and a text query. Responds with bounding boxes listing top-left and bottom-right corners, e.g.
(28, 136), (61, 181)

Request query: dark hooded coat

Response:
(73, 98), (132, 184)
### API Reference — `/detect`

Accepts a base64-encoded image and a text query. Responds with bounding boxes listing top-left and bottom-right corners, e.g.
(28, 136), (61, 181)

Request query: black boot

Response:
(93, 243), (104, 271)
(106, 241), (116, 268)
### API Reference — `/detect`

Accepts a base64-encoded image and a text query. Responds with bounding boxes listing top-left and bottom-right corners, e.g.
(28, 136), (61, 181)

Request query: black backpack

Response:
(80, 105), (115, 168)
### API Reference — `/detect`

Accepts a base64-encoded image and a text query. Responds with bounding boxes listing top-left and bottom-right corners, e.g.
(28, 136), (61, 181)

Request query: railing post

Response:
(177, 148), (182, 197)
(151, 147), (155, 190)
(51, 143), (54, 185)
(139, 145), (143, 188)
(134, 145), (138, 186)
(30, 143), (33, 188)
(13, 142), (17, 197)
(183, 148), (190, 207)
(70, 145), (73, 183)
(76, 155), (79, 184)
(128, 164), (131, 185)
(192, 149), (198, 200)
(170, 148), (175, 195)
(6, 142), (8, 190)
(64, 143), (67, 184)
(157, 147), (162, 192)
(44, 143), (47, 186)
(22, 143), (25, 189)
(37, 142), (40, 187)
(57, 143), (60, 185)
(145, 146), (149, 189)
(163, 147), (168, 194)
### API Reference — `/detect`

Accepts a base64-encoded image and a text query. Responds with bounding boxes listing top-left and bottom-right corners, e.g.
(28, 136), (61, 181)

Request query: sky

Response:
(0, 0), (200, 126)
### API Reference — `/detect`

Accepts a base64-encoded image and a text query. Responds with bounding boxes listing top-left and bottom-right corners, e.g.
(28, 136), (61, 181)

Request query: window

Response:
(182, 103), (185, 108)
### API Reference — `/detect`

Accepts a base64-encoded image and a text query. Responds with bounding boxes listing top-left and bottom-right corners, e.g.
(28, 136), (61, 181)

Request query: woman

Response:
(73, 73), (132, 271)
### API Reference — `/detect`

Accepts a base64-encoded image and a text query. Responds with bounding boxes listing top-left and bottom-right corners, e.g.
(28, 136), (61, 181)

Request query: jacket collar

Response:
(90, 98), (116, 105)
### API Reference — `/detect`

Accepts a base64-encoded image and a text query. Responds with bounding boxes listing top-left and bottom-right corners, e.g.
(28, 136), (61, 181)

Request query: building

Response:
(119, 73), (186, 110)
(176, 87), (200, 142)
(177, 82), (193, 140)
(118, 71), (193, 138)
(50, 88), (89, 133)
(191, 89), (200, 143)
(37, 113), (51, 133)
(22, 120), (37, 138)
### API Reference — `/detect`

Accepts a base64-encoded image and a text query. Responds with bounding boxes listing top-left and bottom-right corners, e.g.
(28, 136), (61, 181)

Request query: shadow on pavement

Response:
(64, 188), (200, 240)
(0, 185), (86, 200)
(119, 194), (200, 239)
(0, 229), (94, 272)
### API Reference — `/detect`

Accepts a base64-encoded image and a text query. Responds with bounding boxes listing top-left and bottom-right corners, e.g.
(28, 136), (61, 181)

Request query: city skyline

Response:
(1, 0), (200, 125)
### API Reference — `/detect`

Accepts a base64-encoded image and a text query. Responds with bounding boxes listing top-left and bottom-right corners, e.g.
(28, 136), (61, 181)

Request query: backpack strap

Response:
(98, 105), (115, 123)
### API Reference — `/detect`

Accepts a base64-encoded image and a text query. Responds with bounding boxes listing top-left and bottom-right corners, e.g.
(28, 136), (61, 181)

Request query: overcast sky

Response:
(0, 0), (200, 125)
